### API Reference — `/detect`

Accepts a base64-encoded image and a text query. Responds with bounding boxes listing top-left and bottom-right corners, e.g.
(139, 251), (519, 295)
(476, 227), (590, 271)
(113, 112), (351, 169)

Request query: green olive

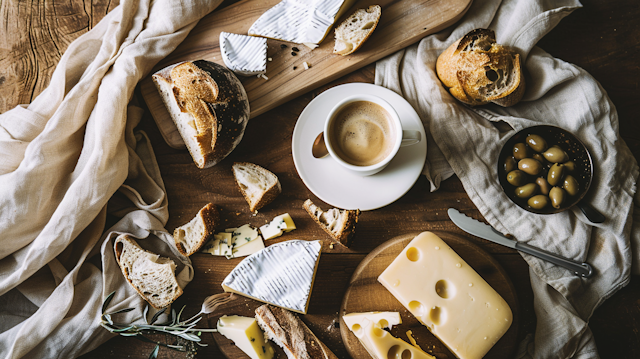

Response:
(547, 163), (565, 186)
(515, 183), (539, 198)
(563, 160), (576, 173)
(543, 145), (569, 163)
(504, 156), (517, 173)
(528, 195), (549, 210)
(532, 153), (550, 168)
(563, 175), (580, 196)
(507, 170), (527, 186)
(549, 187), (566, 209)
(513, 143), (530, 160)
(518, 158), (543, 176)
(526, 134), (548, 153)
(536, 177), (551, 195)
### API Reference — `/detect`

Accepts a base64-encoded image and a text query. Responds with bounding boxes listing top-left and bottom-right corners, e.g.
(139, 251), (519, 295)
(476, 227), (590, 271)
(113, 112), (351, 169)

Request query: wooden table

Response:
(2, 0), (639, 358)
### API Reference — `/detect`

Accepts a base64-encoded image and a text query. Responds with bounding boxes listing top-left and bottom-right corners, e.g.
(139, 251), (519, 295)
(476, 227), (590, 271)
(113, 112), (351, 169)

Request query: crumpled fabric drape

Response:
(375, 0), (639, 358)
(0, 0), (222, 357)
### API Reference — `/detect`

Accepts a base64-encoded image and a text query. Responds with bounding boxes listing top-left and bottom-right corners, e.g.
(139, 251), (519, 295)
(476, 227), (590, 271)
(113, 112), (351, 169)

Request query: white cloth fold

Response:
(0, 0), (222, 357)
(375, 0), (639, 357)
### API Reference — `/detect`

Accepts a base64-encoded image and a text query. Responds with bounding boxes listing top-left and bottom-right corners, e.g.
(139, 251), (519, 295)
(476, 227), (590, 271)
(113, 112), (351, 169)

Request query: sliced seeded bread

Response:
(232, 162), (281, 212)
(173, 202), (220, 256)
(333, 5), (381, 56)
(303, 199), (359, 247)
(114, 234), (183, 309)
(255, 304), (338, 359)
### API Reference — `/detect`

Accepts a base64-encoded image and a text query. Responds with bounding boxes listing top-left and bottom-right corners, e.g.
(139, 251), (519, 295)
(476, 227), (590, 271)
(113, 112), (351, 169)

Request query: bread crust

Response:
(303, 199), (359, 247)
(233, 162), (281, 212)
(333, 5), (381, 56)
(173, 202), (220, 256)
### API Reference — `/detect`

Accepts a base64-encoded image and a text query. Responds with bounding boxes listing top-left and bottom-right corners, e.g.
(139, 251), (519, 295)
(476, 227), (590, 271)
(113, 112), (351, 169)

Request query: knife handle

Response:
(515, 242), (593, 278)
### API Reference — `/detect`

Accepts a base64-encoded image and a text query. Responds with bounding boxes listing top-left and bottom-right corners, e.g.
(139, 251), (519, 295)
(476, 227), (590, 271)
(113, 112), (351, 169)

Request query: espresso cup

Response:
(324, 94), (421, 176)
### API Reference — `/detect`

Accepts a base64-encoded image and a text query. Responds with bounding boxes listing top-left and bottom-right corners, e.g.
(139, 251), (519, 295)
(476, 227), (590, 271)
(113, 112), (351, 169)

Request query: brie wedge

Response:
(220, 32), (268, 76)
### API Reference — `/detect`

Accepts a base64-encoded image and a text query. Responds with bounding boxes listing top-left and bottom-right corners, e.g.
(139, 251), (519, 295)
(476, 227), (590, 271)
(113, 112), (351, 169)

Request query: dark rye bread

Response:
(173, 202), (220, 256)
(152, 60), (250, 169)
(255, 304), (338, 359)
(436, 28), (525, 107)
(303, 199), (359, 247)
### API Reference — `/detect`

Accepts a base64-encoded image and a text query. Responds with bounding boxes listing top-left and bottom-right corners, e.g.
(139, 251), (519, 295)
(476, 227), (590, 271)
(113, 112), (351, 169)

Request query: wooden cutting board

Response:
(139, 0), (473, 149)
(340, 231), (519, 359)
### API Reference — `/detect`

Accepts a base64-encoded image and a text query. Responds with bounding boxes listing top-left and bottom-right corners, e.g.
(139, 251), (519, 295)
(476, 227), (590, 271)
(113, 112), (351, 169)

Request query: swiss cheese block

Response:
(342, 311), (401, 331)
(248, 0), (357, 45)
(378, 232), (513, 359)
(222, 240), (322, 314)
(217, 315), (275, 359)
(350, 318), (435, 359)
(220, 32), (267, 76)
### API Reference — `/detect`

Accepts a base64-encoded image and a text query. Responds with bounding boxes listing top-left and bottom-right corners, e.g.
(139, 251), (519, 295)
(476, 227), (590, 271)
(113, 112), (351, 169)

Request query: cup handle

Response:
(400, 130), (421, 147)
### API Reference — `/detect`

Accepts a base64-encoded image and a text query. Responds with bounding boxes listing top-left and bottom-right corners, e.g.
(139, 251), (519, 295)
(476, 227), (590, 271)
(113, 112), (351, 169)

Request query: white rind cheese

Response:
(220, 32), (268, 76)
(222, 240), (322, 314)
(248, 0), (356, 45)
(350, 318), (435, 359)
(377, 232), (513, 359)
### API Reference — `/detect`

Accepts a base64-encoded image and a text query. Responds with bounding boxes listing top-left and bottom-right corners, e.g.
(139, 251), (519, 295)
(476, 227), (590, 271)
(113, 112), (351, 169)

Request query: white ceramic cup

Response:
(324, 94), (421, 176)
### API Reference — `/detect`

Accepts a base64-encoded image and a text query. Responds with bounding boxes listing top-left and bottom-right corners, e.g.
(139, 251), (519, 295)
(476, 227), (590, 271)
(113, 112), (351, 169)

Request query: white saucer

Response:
(292, 83), (427, 211)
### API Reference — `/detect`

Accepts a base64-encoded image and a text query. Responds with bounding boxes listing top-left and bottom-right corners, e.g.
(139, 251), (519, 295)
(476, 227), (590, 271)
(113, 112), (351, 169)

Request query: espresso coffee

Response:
(328, 101), (396, 166)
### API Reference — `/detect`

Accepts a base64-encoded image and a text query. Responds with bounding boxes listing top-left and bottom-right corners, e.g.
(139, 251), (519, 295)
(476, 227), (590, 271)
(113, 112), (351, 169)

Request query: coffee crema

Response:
(328, 101), (396, 166)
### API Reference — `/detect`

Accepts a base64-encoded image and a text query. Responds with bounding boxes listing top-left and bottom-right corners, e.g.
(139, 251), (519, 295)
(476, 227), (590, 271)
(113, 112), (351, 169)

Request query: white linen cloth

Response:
(375, 0), (640, 358)
(0, 0), (221, 357)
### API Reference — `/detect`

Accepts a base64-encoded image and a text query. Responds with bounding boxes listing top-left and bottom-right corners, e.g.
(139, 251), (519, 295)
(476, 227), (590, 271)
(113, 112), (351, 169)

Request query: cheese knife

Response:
(447, 208), (593, 278)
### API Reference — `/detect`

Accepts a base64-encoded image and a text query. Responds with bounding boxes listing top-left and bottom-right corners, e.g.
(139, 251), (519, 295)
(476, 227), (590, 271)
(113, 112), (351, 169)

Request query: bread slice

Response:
(333, 5), (381, 56)
(255, 304), (338, 359)
(232, 162), (281, 212)
(303, 199), (359, 247)
(173, 202), (220, 256)
(114, 234), (183, 309)
(435, 28), (525, 107)
(152, 60), (250, 169)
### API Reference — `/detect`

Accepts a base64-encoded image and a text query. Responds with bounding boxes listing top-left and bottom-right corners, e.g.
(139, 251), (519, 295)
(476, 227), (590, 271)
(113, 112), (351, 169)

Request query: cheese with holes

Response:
(248, 0), (357, 45)
(349, 318), (435, 359)
(217, 315), (275, 359)
(259, 213), (296, 240)
(222, 240), (322, 314)
(377, 232), (512, 359)
(220, 32), (268, 76)
(342, 312), (401, 331)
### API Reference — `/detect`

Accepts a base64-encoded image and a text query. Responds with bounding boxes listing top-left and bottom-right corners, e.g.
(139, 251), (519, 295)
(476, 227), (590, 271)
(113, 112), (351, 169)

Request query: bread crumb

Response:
(267, 57), (272, 61)
(329, 243), (334, 249)
(303, 62), (310, 70)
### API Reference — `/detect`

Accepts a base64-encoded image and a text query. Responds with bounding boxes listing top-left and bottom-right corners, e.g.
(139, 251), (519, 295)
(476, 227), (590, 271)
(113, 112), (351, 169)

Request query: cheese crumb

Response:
(268, 57), (273, 61)
(303, 42), (319, 50)
(303, 61), (310, 70)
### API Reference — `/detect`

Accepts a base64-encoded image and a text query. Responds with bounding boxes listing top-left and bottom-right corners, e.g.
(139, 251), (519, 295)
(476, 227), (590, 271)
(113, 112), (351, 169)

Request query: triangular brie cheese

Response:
(222, 240), (322, 314)
(220, 32), (268, 76)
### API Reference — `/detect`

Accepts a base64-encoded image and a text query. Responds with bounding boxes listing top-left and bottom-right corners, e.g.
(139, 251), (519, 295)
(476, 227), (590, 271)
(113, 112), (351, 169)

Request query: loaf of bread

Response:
(333, 5), (381, 56)
(303, 199), (359, 247)
(152, 60), (250, 169)
(436, 28), (525, 107)
(173, 202), (220, 256)
(232, 162), (281, 212)
(114, 234), (183, 309)
(255, 304), (338, 359)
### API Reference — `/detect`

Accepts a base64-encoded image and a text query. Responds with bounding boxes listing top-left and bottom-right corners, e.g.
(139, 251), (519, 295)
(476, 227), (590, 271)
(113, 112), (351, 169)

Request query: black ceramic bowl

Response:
(497, 125), (596, 216)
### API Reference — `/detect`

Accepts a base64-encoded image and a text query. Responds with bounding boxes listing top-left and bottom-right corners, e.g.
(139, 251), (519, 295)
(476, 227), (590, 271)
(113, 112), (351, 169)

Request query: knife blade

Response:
(447, 208), (593, 278)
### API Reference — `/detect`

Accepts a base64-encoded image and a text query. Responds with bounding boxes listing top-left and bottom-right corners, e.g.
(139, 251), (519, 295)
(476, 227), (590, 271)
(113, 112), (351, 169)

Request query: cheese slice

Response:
(217, 315), (275, 359)
(220, 32), (268, 76)
(231, 224), (261, 249)
(259, 213), (296, 240)
(378, 232), (513, 359)
(202, 231), (265, 258)
(349, 318), (435, 359)
(248, 0), (356, 45)
(222, 240), (322, 314)
(232, 236), (265, 257)
(342, 311), (401, 331)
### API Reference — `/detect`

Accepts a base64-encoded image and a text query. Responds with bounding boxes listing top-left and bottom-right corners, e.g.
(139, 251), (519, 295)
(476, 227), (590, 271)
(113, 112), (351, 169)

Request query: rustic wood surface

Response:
(1, 0), (639, 359)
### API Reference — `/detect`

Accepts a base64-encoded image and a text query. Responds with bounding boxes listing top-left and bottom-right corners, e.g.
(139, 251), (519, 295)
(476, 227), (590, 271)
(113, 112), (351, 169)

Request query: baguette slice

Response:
(233, 162), (281, 212)
(303, 199), (359, 247)
(173, 203), (220, 256)
(333, 5), (381, 55)
(255, 304), (338, 359)
(114, 234), (183, 309)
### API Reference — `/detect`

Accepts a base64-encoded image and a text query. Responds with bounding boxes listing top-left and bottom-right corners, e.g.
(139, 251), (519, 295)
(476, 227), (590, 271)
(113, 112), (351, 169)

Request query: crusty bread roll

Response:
(114, 234), (183, 309)
(232, 162), (281, 212)
(152, 60), (250, 169)
(173, 202), (220, 256)
(333, 5), (381, 56)
(303, 199), (359, 247)
(436, 28), (525, 107)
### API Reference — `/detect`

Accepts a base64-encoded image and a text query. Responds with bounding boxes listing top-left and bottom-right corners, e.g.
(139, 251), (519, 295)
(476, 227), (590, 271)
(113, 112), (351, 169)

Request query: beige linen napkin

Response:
(0, 0), (222, 357)
(376, 0), (639, 358)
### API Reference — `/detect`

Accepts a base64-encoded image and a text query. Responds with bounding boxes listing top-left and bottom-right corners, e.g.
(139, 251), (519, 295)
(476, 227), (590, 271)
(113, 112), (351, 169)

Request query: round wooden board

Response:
(340, 231), (519, 359)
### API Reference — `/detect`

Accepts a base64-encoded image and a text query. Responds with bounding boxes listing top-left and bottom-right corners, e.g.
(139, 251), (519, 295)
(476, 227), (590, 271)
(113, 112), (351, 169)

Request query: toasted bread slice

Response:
(173, 202), (220, 256)
(333, 5), (381, 55)
(303, 199), (359, 247)
(233, 162), (281, 212)
(114, 234), (183, 309)
(255, 304), (338, 359)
